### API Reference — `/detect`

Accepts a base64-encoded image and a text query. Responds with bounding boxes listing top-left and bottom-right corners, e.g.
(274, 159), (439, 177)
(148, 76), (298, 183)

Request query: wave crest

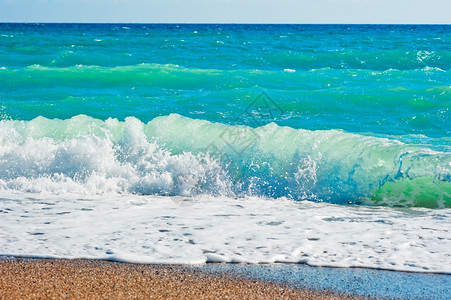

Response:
(0, 114), (449, 208)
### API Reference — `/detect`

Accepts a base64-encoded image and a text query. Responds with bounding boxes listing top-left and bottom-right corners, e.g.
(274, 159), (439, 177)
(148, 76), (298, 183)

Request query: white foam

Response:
(0, 193), (449, 273)
(0, 116), (229, 197)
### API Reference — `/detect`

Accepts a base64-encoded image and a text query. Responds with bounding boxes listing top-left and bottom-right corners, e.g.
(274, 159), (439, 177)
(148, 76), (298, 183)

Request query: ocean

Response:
(0, 24), (450, 274)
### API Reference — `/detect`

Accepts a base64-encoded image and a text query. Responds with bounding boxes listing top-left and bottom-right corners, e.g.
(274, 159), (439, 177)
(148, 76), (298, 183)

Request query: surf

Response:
(0, 114), (449, 208)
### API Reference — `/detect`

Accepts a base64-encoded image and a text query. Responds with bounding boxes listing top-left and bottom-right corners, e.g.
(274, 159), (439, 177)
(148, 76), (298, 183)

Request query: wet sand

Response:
(0, 258), (360, 299)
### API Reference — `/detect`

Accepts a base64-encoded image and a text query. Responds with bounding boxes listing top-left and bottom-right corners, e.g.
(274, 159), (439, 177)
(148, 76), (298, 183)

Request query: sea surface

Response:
(0, 24), (450, 274)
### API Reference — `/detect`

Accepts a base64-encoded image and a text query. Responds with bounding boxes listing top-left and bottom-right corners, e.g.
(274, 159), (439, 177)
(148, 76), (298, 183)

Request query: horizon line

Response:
(1, 22), (450, 26)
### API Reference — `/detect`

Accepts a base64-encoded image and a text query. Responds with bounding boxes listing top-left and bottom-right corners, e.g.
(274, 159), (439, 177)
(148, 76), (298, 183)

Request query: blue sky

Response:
(0, 0), (450, 24)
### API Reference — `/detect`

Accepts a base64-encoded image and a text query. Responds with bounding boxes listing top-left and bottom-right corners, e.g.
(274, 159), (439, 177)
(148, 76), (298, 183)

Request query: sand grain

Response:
(0, 258), (359, 299)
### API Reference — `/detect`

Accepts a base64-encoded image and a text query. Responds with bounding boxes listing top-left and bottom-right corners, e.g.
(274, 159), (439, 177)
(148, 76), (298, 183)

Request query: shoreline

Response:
(1, 257), (450, 299)
(2, 254), (449, 275)
(0, 257), (360, 299)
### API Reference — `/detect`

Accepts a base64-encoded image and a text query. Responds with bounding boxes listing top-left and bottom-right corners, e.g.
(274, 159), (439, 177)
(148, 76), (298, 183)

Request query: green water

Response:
(0, 24), (450, 207)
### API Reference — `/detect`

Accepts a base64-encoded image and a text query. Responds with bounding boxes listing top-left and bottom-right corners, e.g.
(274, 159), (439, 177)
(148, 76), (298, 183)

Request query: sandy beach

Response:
(0, 258), (361, 299)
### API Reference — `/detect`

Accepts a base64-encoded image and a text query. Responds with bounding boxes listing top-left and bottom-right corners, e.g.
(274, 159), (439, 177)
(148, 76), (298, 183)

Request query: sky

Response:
(0, 0), (450, 24)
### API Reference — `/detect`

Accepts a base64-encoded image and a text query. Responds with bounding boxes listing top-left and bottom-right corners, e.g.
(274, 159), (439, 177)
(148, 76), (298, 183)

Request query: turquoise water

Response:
(0, 24), (450, 207)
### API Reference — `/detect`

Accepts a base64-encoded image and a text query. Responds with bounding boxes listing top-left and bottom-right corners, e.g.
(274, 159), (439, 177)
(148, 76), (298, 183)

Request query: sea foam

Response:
(1, 193), (450, 273)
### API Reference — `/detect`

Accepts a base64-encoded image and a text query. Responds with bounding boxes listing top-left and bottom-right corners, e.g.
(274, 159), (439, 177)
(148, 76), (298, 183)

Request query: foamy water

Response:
(1, 193), (450, 273)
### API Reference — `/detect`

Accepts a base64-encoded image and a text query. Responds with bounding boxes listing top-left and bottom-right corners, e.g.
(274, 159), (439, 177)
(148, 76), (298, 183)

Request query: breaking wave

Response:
(0, 114), (449, 208)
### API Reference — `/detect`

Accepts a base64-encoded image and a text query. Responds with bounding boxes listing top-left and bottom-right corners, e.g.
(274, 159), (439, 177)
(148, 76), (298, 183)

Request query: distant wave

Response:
(1, 62), (450, 91)
(267, 50), (451, 71)
(0, 114), (449, 208)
